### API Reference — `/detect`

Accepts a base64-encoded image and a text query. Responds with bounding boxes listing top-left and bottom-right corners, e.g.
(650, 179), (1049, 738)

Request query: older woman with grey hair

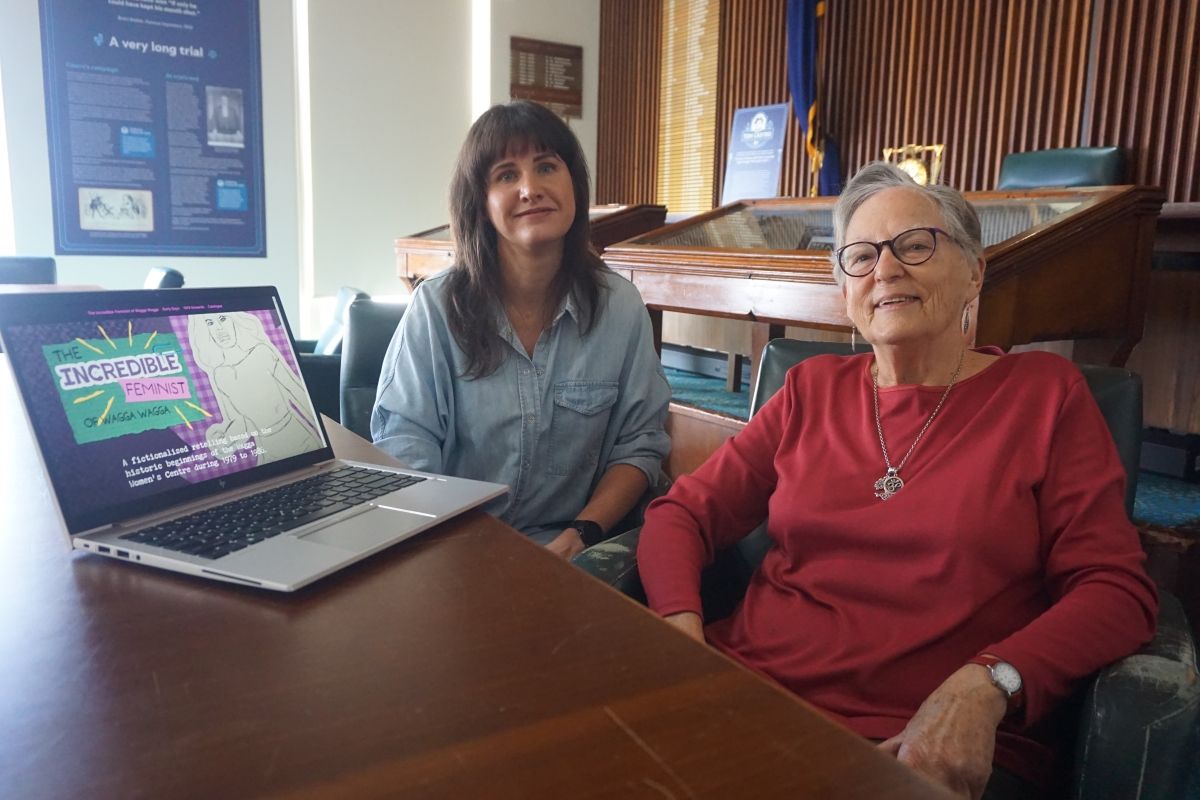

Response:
(637, 162), (1157, 799)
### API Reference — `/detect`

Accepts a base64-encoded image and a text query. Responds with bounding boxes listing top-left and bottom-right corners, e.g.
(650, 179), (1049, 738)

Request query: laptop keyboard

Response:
(119, 466), (426, 560)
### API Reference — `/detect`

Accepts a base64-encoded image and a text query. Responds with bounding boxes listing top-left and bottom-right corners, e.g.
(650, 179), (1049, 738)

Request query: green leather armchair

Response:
(339, 297), (407, 440)
(575, 338), (1199, 798)
(296, 286), (369, 422)
(997, 146), (1126, 190)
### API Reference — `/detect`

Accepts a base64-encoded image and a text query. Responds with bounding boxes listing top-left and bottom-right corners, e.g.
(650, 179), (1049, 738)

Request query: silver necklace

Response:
(871, 349), (966, 500)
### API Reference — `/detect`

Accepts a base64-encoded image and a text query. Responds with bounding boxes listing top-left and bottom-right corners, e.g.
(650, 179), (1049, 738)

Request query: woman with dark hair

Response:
(372, 101), (671, 558)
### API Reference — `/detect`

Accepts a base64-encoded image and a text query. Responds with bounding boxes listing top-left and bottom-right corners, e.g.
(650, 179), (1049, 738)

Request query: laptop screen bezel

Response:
(0, 286), (337, 535)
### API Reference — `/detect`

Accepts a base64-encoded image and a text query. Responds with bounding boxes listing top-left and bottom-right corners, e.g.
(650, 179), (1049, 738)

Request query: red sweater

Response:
(639, 351), (1157, 788)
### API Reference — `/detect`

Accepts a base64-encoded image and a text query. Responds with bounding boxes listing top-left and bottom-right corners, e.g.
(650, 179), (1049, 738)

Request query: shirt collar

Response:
(494, 289), (579, 342)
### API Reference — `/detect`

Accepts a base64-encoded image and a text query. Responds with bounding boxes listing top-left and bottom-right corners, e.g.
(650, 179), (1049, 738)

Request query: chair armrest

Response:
(1072, 589), (1200, 800)
(610, 474), (672, 536)
(572, 527), (646, 603)
(298, 352), (342, 421)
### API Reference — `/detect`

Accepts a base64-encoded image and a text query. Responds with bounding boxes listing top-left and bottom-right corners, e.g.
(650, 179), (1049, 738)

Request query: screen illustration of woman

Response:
(187, 312), (321, 465)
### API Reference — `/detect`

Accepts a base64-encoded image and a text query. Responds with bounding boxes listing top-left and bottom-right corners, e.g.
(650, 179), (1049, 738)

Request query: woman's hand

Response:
(877, 664), (1007, 800)
(545, 528), (586, 560)
(663, 611), (705, 643)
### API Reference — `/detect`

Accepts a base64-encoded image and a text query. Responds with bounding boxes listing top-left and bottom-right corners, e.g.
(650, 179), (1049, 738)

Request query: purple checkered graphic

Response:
(167, 309), (312, 481)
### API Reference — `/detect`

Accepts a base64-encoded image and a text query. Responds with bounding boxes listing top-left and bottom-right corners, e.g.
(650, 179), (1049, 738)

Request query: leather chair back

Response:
(1078, 365), (1142, 518)
(340, 298), (407, 439)
(143, 267), (185, 289)
(0, 257), (56, 285)
(314, 286), (369, 356)
(750, 339), (855, 416)
(997, 146), (1125, 190)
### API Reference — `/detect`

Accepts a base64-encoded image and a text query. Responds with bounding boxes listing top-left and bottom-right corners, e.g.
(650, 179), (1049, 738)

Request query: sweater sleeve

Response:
(637, 367), (797, 619)
(985, 375), (1158, 725)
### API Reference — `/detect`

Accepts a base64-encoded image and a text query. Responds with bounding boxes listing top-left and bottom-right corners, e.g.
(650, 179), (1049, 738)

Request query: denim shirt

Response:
(371, 268), (671, 542)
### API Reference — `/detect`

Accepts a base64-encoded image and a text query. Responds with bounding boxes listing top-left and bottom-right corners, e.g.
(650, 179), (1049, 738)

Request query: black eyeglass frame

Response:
(835, 226), (956, 277)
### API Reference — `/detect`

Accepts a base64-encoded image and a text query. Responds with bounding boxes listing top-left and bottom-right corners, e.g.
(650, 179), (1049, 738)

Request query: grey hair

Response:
(829, 161), (984, 286)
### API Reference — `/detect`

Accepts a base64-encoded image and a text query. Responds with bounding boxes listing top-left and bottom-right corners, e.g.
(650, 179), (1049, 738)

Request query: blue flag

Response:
(786, 0), (842, 195)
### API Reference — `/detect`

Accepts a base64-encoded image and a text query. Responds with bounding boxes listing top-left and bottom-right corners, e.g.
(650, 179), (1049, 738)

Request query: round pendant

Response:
(873, 468), (904, 500)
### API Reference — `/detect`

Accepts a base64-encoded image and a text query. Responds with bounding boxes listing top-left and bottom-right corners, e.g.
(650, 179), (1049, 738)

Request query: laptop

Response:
(0, 286), (507, 591)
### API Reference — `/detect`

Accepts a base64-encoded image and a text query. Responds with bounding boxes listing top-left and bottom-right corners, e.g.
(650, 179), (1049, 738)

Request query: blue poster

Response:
(39, 0), (266, 257)
(720, 103), (789, 206)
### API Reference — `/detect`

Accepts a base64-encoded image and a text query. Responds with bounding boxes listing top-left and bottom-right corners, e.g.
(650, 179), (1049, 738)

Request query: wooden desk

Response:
(0, 357), (944, 798)
(395, 204), (667, 289)
(603, 187), (1164, 373)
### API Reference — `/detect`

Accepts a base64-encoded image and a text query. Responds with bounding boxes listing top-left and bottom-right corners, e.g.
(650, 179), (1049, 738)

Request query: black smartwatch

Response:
(568, 519), (605, 547)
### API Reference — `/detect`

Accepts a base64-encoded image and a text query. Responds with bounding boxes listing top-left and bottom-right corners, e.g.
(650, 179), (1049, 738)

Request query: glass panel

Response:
(645, 206), (836, 250)
(412, 225), (453, 241)
(633, 195), (1098, 252)
(972, 197), (1094, 246)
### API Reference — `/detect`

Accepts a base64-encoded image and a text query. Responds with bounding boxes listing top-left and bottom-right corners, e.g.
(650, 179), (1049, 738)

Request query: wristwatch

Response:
(968, 654), (1024, 717)
(568, 519), (605, 548)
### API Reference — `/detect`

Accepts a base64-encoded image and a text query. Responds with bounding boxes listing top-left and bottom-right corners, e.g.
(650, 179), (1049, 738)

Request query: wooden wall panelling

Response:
(714, 0), (805, 203)
(1082, 0), (1200, 203)
(823, 0), (1094, 193)
(1126, 270), (1200, 432)
(599, 0), (1200, 207)
(597, 0), (663, 204)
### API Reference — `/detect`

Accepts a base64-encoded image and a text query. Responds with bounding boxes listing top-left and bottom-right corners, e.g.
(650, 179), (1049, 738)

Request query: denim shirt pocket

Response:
(548, 380), (619, 477)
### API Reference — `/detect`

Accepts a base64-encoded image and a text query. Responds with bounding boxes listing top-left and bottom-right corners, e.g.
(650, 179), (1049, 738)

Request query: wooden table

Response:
(0, 357), (945, 799)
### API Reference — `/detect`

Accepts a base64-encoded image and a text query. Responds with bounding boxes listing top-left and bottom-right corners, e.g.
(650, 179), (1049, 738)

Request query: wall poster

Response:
(39, 0), (266, 257)
(720, 103), (789, 206)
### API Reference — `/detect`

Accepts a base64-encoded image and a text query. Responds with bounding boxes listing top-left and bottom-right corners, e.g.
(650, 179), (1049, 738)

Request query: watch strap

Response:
(568, 519), (605, 548)
(967, 654), (1024, 717)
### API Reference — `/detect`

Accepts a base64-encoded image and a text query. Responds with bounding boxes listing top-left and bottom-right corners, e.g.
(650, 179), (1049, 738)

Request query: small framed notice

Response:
(510, 37), (582, 118)
(720, 103), (789, 206)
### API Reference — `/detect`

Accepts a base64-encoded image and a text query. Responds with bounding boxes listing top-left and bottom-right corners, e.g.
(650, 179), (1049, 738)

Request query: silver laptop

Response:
(0, 286), (507, 591)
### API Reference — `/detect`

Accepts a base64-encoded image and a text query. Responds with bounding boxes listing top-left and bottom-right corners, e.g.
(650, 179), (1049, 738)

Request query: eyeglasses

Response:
(835, 227), (954, 277)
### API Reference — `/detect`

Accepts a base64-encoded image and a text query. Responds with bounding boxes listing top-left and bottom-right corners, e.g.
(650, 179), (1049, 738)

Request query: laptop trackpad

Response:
(301, 506), (428, 552)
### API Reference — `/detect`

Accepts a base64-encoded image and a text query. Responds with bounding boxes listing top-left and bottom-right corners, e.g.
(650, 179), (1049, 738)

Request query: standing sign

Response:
(720, 103), (789, 206)
(510, 37), (582, 118)
(39, 0), (266, 257)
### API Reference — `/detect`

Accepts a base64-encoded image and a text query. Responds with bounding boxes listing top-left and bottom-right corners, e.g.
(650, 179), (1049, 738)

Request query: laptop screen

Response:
(0, 287), (333, 534)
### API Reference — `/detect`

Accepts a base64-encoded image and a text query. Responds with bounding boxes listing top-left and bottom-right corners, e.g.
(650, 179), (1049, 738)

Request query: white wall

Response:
(0, 0), (304, 319)
(0, 0), (601, 330)
(305, 0), (600, 304)
(306, 0), (472, 301)
(488, 0), (600, 203)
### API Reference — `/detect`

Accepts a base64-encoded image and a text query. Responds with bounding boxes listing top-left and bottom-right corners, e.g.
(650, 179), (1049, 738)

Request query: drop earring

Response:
(962, 306), (971, 335)
(851, 326), (857, 352)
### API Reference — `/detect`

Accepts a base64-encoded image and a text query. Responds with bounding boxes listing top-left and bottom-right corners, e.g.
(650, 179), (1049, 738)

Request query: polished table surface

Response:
(0, 356), (945, 799)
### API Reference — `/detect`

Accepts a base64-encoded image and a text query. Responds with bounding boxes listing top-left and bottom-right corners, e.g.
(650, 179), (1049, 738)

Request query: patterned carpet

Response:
(664, 367), (1200, 529)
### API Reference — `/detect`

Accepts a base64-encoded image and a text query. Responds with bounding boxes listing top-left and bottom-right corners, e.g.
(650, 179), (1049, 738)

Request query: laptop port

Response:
(97, 545), (111, 554)
(116, 550), (130, 559)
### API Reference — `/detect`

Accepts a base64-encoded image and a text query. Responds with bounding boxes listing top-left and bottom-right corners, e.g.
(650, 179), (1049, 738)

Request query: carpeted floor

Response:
(664, 367), (752, 419)
(664, 367), (1200, 529)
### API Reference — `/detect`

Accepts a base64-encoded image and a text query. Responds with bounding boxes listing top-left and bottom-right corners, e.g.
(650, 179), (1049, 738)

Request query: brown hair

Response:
(446, 100), (605, 378)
